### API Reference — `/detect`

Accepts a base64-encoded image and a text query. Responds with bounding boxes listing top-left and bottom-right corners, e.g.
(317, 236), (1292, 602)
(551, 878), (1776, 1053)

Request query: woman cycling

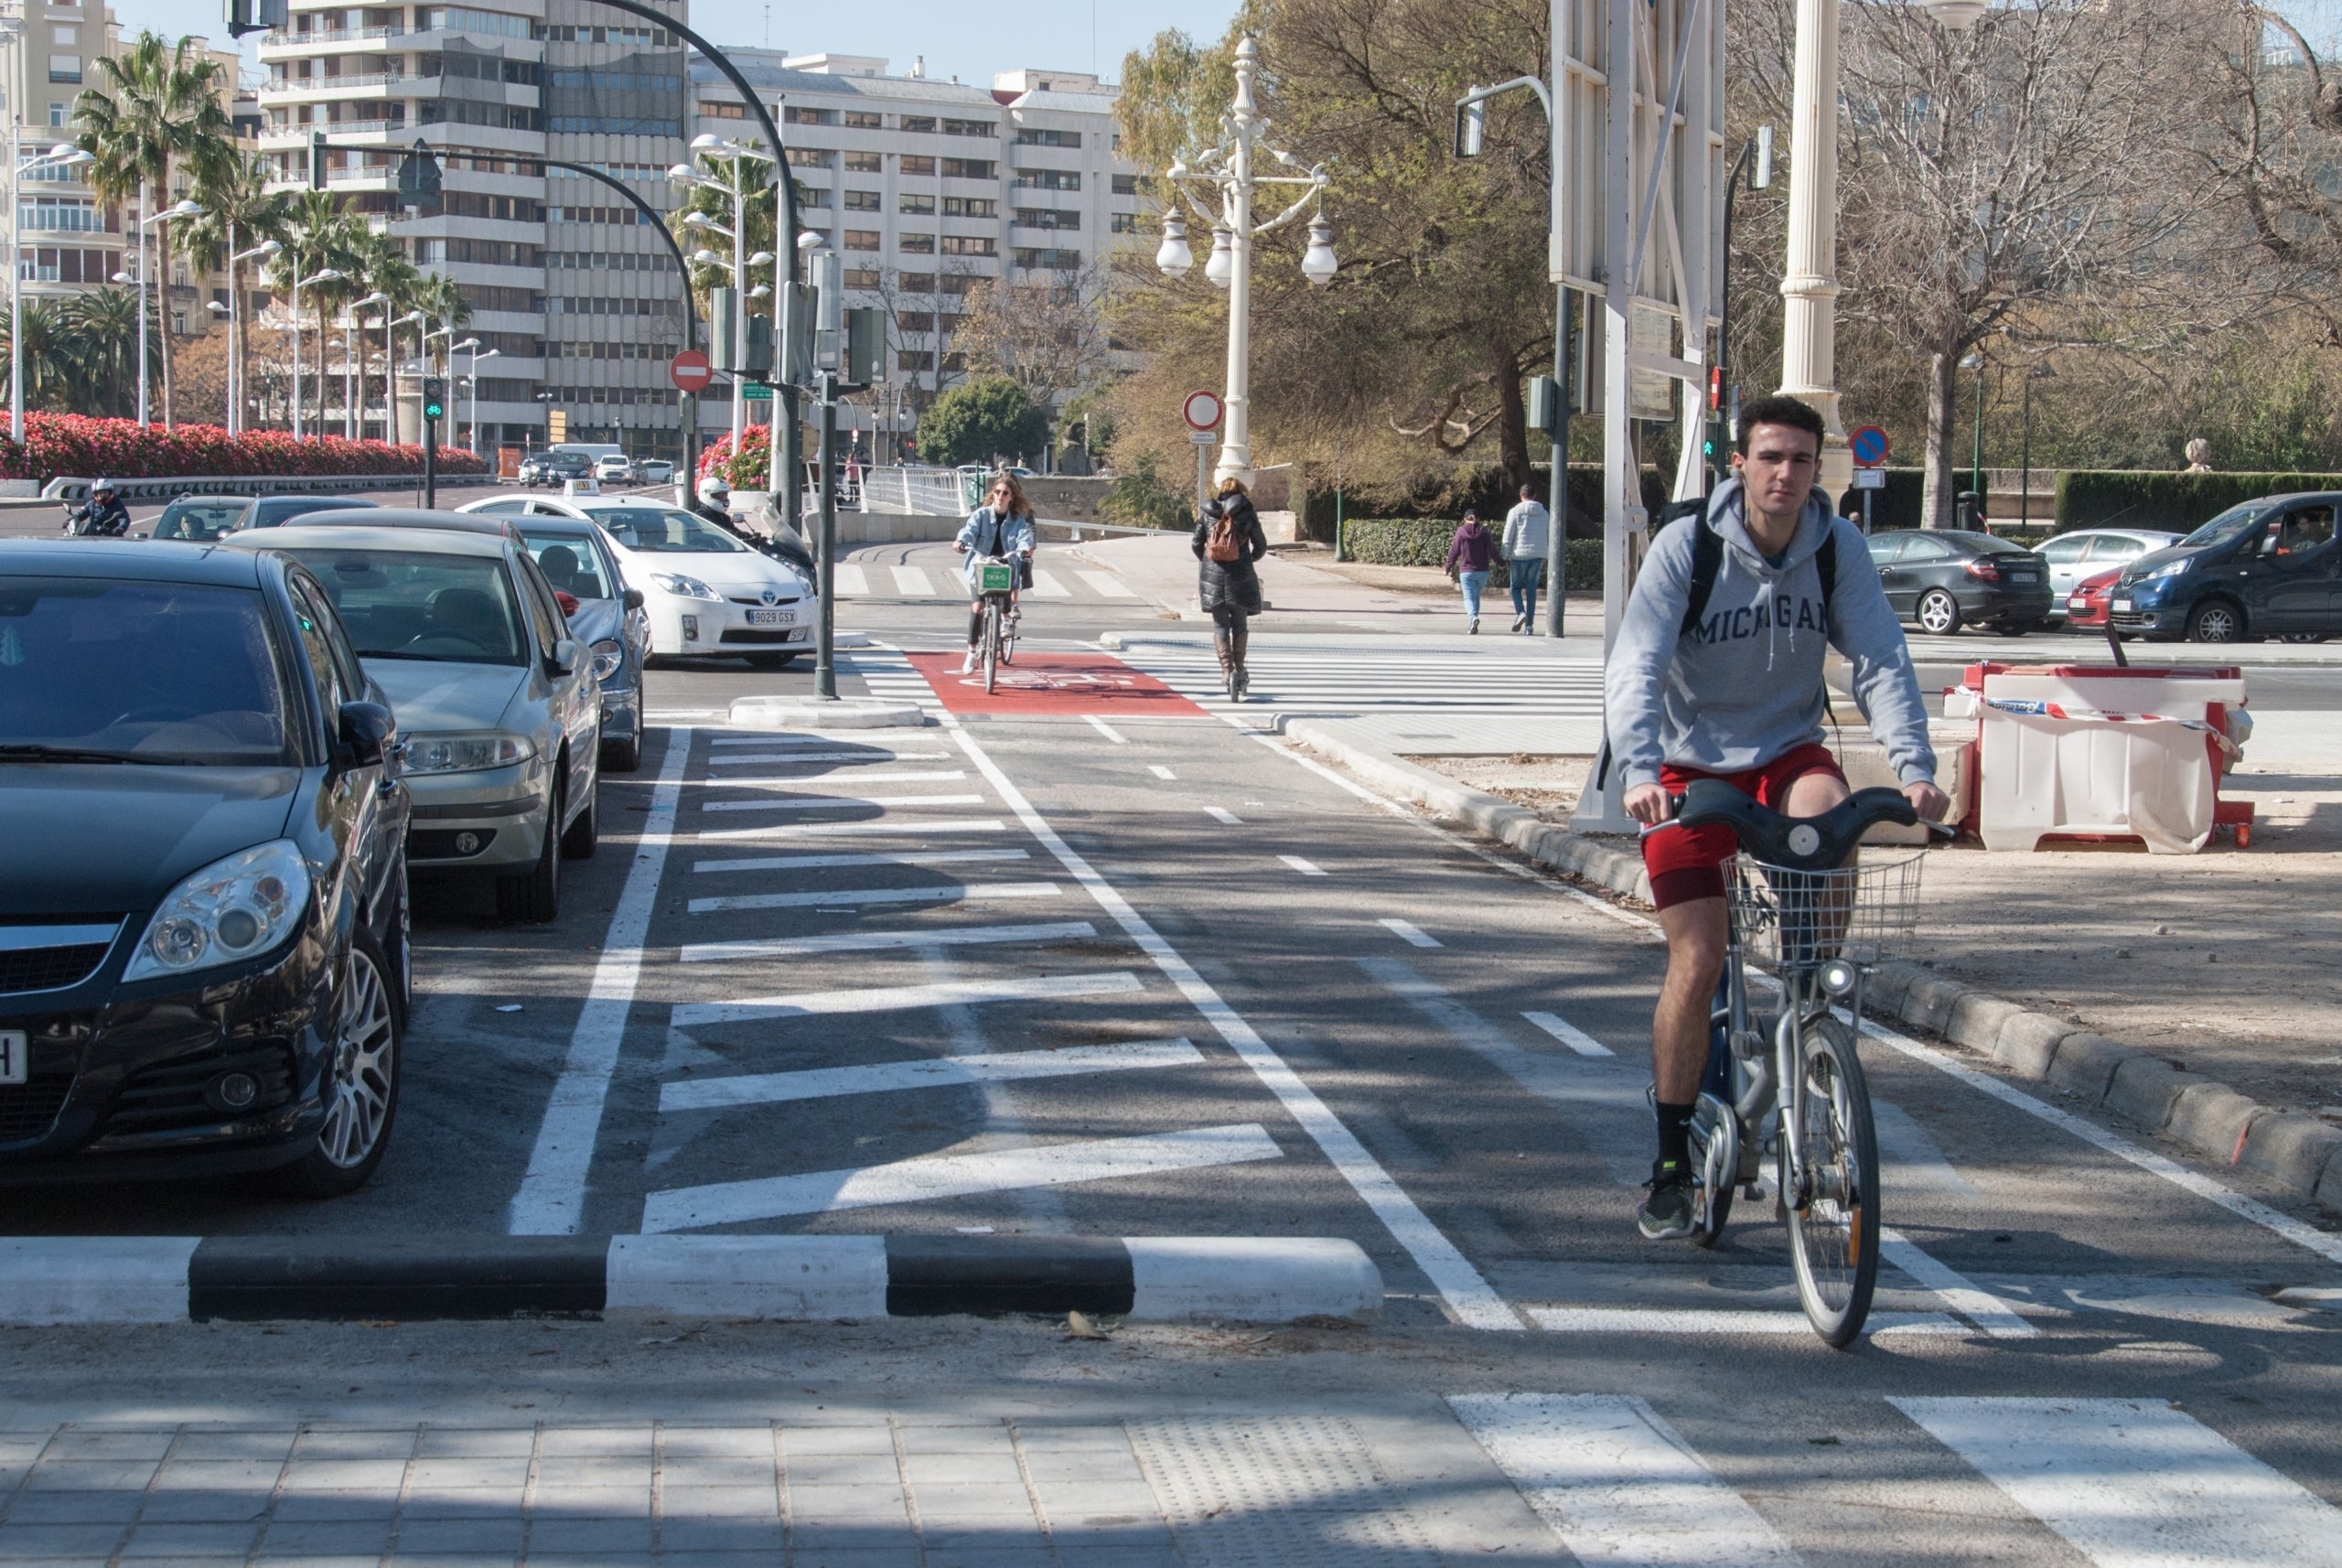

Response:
(1194, 475), (1269, 700)
(953, 472), (1037, 674)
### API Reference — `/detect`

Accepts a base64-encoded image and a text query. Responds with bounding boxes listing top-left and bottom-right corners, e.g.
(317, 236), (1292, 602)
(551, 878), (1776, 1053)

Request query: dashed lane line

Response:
(1522, 1308), (1960, 1337)
(1204, 807), (1242, 825)
(1877, 1230), (2040, 1339)
(680, 919), (1097, 963)
(1378, 918), (1441, 949)
(1084, 714), (1128, 744)
(671, 971), (1144, 1029)
(689, 847), (1033, 876)
(640, 1122), (1284, 1232)
(684, 880), (1061, 915)
(693, 817), (1011, 839)
(1149, 765), (1176, 780)
(1278, 854), (1327, 876)
(700, 791), (990, 814)
(1521, 1011), (1616, 1058)
(659, 1038), (1207, 1112)
(704, 750), (953, 767)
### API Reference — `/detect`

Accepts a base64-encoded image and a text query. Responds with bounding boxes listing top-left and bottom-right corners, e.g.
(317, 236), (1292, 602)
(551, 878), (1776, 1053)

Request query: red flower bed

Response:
(0, 413), (488, 483)
(697, 425), (771, 489)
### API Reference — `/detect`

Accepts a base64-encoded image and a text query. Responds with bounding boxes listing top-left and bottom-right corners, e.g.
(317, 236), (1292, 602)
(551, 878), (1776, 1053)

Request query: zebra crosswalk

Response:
(833, 560), (1116, 602)
(1116, 638), (1607, 717)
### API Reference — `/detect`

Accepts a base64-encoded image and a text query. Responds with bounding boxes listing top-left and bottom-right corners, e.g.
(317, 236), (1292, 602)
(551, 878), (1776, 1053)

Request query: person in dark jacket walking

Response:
(1445, 510), (1498, 632)
(1194, 476), (1268, 700)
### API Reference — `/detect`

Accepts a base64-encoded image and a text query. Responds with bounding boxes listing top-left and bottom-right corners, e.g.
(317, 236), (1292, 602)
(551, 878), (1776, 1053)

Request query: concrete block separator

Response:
(1283, 723), (2342, 1219)
(727, 694), (928, 729)
(0, 1234), (1383, 1327)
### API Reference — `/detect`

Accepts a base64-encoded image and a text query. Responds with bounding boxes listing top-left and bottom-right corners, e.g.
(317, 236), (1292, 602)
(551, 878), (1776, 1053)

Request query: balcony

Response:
(259, 26), (404, 47)
(260, 72), (410, 97)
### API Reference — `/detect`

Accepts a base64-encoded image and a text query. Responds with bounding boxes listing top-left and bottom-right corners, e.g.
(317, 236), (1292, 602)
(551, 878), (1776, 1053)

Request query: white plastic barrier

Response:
(1952, 667), (2246, 854)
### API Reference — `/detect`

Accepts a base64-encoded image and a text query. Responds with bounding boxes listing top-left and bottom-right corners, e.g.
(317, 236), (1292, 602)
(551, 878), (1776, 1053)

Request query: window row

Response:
(550, 204), (656, 227)
(547, 116), (677, 135)
(546, 295), (680, 317)
(547, 69), (682, 92)
(16, 246), (115, 283)
(546, 384), (679, 404)
(546, 340), (670, 360)
(548, 251), (677, 273)
(1013, 247), (1082, 271)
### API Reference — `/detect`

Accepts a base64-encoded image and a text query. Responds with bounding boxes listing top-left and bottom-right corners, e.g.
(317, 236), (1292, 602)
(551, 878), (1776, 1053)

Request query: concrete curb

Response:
(727, 697), (929, 729)
(1286, 724), (2342, 1219)
(0, 1235), (1382, 1326)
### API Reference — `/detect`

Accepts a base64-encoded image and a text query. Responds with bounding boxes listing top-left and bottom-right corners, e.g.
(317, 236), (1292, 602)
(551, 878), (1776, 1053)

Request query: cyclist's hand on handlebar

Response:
(953, 542), (967, 553)
(1904, 779), (1950, 823)
(1625, 783), (1673, 826)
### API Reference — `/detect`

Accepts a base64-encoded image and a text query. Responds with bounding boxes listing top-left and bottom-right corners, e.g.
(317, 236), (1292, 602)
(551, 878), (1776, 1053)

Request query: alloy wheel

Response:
(317, 950), (396, 1170)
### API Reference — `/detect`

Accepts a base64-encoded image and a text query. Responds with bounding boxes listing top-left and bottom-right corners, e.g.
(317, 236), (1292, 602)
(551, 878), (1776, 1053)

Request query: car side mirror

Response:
(622, 588), (645, 612)
(336, 701), (396, 770)
(548, 637), (581, 677)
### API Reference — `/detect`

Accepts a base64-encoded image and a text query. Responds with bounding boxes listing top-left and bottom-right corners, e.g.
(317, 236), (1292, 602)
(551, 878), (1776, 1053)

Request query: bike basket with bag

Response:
(978, 560), (1016, 595)
(1724, 850), (1926, 971)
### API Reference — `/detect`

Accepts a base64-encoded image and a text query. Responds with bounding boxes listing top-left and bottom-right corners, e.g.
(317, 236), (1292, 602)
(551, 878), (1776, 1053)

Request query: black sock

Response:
(1655, 1100), (1695, 1173)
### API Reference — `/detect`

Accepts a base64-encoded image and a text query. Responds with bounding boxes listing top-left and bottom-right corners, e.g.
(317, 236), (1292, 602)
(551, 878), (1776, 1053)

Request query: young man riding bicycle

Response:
(1604, 395), (1949, 1240)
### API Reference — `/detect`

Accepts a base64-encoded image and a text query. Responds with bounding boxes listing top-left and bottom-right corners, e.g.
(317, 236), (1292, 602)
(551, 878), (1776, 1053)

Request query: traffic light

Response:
(780, 280), (815, 386)
(843, 307), (885, 389)
(1524, 374), (1562, 437)
(308, 131), (329, 190)
(224, 0), (287, 38)
(1703, 415), (1729, 471)
(422, 377), (447, 422)
(395, 139), (442, 207)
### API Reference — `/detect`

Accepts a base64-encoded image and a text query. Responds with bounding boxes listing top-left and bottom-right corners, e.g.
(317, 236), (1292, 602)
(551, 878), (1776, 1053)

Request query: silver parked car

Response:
(2036, 529), (2183, 621)
(225, 523), (602, 922)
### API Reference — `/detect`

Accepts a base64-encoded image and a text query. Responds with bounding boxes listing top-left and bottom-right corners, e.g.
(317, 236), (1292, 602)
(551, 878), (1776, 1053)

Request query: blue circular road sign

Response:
(1849, 424), (1890, 467)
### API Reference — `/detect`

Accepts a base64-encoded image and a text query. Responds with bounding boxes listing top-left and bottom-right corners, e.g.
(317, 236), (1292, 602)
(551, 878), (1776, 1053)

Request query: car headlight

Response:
(401, 731), (536, 776)
(124, 840), (312, 983)
(590, 637), (624, 680)
(2142, 557), (2193, 582)
(650, 573), (723, 601)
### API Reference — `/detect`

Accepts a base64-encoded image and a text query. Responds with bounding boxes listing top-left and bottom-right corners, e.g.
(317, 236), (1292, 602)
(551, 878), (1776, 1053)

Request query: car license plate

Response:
(0, 1031), (25, 1085)
(746, 607), (795, 627)
(2113, 598), (2133, 612)
(2009, 571), (2036, 583)
(2068, 596), (2088, 610)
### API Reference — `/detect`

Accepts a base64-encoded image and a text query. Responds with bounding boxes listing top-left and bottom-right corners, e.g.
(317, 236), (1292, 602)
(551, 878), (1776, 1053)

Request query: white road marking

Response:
(1378, 918), (1442, 949)
(508, 727), (691, 1236)
(710, 731), (929, 747)
(1521, 1011), (1616, 1058)
(833, 564), (869, 596)
(1877, 1230), (2039, 1338)
(641, 1122), (1283, 1232)
(1871, 1098), (1983, 1201)
(685, 880), (1061, 915)
(694, 817), (1010, 839)
(1084, 714), (1127, 744)
(1204, 807), (1242, 825)
(1078, 570), (1138, 598)
(702, 769), (968, 787)
(945, 720), (1520, 1331)
(890, 565), (934, 596)
(1025, 570), (1070, 597)
(1148, 765), (1176, 780)
(1449, 1392), (1806, 1568)
(1524, 1308), (1961, 1337)
(690, 847), (1032, 876)
(673, 971), (1143, 1029)
(701, 791), (988, 814)
(706, 750), (953, 766)
(1279, 854), (1327, 876)
(660, 1038), (1205, 1112)
(680, 919), (1096, 963)
(1852, 1013), (2342, 1268)
(1893, 1397), (2342, 1568)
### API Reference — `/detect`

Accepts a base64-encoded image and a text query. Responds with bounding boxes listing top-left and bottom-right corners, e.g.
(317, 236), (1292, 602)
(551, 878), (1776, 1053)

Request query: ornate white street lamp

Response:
(1154, 34), (1333, 488)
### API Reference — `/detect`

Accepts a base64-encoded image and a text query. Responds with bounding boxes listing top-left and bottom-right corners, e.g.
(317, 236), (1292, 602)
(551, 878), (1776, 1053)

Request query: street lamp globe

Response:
(1203, 224), (1235, 289)
(1300, 216), (1338, 287)
(689, 133), (722, 153)
(1155, 211), (1192, 278)
(692, 248), (724, 267)
(667, 164), (697, 184)
(747, 250), (776, 267)
(1915, 1), (1987, 27)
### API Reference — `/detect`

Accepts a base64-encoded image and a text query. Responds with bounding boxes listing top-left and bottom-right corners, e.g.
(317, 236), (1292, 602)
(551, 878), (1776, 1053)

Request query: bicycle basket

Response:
(978, 561), (1015, 595)
(1724, 848), (1926, 971)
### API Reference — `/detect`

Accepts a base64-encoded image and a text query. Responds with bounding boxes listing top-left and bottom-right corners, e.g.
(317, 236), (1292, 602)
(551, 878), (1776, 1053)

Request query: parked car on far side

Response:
(231, 495), (380, 532)
(595, 455), (637, 486)
(2111, 493), (2342, 643)
(2035, 528), (2182, 621)
(1864, 529), (2053, 636)
(2065, 568), (2121, 630)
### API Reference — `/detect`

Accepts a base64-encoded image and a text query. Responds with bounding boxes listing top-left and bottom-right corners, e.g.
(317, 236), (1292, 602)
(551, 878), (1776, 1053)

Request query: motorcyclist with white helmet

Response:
(66, 479), (131, 538)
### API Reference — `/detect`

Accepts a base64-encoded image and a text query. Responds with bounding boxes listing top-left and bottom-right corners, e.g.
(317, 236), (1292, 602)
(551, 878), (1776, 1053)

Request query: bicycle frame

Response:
(1714, 905), (1865, 1209)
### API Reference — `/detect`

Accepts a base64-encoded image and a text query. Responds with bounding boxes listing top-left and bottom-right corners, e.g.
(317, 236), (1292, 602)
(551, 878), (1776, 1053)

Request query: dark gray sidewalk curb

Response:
(1288, 725), (2342, 1219)
(0, 1234), (1381, 1326)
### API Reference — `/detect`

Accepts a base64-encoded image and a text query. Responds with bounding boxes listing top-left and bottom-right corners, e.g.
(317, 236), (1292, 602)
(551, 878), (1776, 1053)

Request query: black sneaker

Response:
(1638, 1160), (1695, 1240)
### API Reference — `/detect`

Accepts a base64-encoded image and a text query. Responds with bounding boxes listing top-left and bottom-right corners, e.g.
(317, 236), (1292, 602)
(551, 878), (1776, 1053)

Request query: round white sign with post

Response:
(1184, 391), (1224, 510)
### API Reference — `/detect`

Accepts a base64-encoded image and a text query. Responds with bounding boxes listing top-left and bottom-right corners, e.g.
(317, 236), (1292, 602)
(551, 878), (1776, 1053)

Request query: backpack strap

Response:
(1678, 512), (1724, 641)
(1815, 526), (1838, 622)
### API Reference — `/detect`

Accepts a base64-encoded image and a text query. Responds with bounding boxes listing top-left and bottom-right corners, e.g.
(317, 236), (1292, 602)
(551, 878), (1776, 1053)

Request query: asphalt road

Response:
(3, 539), (2339, 1564)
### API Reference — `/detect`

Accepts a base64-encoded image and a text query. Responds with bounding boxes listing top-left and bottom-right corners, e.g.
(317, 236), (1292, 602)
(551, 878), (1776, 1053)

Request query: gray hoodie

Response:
(1604, 478), (1936, 790)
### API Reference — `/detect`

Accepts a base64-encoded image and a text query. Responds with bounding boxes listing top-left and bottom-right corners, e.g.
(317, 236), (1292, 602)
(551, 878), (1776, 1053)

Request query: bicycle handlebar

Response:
(1673, 781), (1953, 869)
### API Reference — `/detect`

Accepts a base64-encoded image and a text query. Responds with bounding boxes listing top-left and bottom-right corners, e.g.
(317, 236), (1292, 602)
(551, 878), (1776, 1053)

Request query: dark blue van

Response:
(2110, 493), (2341, 643)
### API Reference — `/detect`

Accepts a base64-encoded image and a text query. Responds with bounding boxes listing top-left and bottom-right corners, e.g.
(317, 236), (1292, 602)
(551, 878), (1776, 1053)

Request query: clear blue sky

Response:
(123, 0), (1244, 89)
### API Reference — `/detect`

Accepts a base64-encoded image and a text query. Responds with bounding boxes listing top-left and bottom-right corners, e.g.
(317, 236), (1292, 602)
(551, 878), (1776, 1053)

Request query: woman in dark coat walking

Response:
(1193, 476), (1269, 700)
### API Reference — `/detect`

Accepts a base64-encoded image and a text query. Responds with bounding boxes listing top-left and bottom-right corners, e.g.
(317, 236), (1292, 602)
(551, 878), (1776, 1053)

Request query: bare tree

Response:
(947, 263), (1115, 412)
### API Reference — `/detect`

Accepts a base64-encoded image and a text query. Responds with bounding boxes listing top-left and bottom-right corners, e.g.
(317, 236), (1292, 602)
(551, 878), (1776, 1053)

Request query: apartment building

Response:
(258, 0), (688, 453)
(692, 51), (1141, 448)
(6, 5), (243, 338)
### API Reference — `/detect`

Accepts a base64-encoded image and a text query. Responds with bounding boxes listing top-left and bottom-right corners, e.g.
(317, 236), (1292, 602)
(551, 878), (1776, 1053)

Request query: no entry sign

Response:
(670, 349), (713, 393)
(1183, 390), (1223, 432)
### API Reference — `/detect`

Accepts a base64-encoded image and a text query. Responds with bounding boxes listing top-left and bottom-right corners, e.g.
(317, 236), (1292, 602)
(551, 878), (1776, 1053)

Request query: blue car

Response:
(2110, 493), (2342, 643)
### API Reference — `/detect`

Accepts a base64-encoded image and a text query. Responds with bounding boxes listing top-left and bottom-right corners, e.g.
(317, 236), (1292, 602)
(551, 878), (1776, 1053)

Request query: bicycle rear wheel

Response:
(1783, 1013), (1880, 1348)
(982, 603), (1000, 694)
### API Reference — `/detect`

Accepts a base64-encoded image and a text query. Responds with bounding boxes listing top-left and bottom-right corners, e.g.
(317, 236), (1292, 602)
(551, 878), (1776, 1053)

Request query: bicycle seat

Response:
(1676, 781), (1926, 870)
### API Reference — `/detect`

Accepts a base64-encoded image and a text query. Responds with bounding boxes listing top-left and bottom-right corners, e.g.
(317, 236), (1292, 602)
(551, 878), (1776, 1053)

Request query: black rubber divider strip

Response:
(883, 1234), (1134, 1317)
(187, 1237), (608, 1321)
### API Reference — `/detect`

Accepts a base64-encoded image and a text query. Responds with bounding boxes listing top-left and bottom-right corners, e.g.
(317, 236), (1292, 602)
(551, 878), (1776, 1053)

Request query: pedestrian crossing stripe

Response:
(658, 1037), (1206, 1112)
(831, 565), (1090, 601)
(1118, 648), (1606, 714)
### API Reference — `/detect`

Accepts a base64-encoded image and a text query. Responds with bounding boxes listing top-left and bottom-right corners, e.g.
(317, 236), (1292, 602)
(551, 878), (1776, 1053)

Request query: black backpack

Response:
(1664, 496), (1839, 641)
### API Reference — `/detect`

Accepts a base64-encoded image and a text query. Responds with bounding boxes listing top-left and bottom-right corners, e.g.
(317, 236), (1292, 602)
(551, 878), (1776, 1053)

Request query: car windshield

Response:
(280, 548), (529, 666)
(518, 531), (614, 598)
(0, 577), (293, 763)
(596, 508), (747, 553)
(2182, 502), (2279, 549)
(153, 499), (247, 541)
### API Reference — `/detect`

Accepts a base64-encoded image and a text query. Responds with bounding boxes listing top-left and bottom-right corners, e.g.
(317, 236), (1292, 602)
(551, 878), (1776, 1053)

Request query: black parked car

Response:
(0, 541), (410, 1194)
(2110, 493), (2342, 643)
(520, 451), (592, 489)
(1865, 529), (2053, 636)
(231, 494), (379, 532)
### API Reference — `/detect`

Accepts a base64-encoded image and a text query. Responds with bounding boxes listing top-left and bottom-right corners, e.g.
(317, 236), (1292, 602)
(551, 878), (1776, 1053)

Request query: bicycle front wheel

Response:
(1782, 1013), (1880, 1348)
(982, 603), (1000, 694)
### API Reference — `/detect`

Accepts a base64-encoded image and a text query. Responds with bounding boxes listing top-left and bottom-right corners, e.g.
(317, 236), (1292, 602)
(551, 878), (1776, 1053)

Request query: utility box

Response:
(1524, 374), (1562, 436)
(708, 288), (772, 378)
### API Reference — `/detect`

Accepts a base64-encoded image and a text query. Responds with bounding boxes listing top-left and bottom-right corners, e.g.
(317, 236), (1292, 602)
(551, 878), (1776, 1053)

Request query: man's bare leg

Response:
(1652, 897), (1729, 1103)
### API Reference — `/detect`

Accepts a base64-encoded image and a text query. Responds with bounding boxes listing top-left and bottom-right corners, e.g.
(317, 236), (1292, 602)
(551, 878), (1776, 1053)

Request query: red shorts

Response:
(1638, 743), (1848, 910)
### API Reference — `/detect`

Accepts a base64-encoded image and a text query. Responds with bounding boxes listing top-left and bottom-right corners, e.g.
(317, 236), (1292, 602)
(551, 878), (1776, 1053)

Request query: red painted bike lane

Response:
(902, 651), (1209, 717)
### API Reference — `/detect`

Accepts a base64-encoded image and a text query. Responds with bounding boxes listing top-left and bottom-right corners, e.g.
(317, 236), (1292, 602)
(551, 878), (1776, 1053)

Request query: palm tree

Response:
(74, 32), (235, 431)
(413, 270), (471, 373)
(352, 223), (421, 440)
(270, 189), (365, 435)
(182, 151), (290, 435)
(65, 286), (146, 417)
(0, 299), (81, 413)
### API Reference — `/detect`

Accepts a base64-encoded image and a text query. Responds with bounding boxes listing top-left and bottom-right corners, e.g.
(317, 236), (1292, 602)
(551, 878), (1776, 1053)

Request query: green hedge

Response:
(1338, 519), (1603, 590)
(2054, 470), (2342, 533)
